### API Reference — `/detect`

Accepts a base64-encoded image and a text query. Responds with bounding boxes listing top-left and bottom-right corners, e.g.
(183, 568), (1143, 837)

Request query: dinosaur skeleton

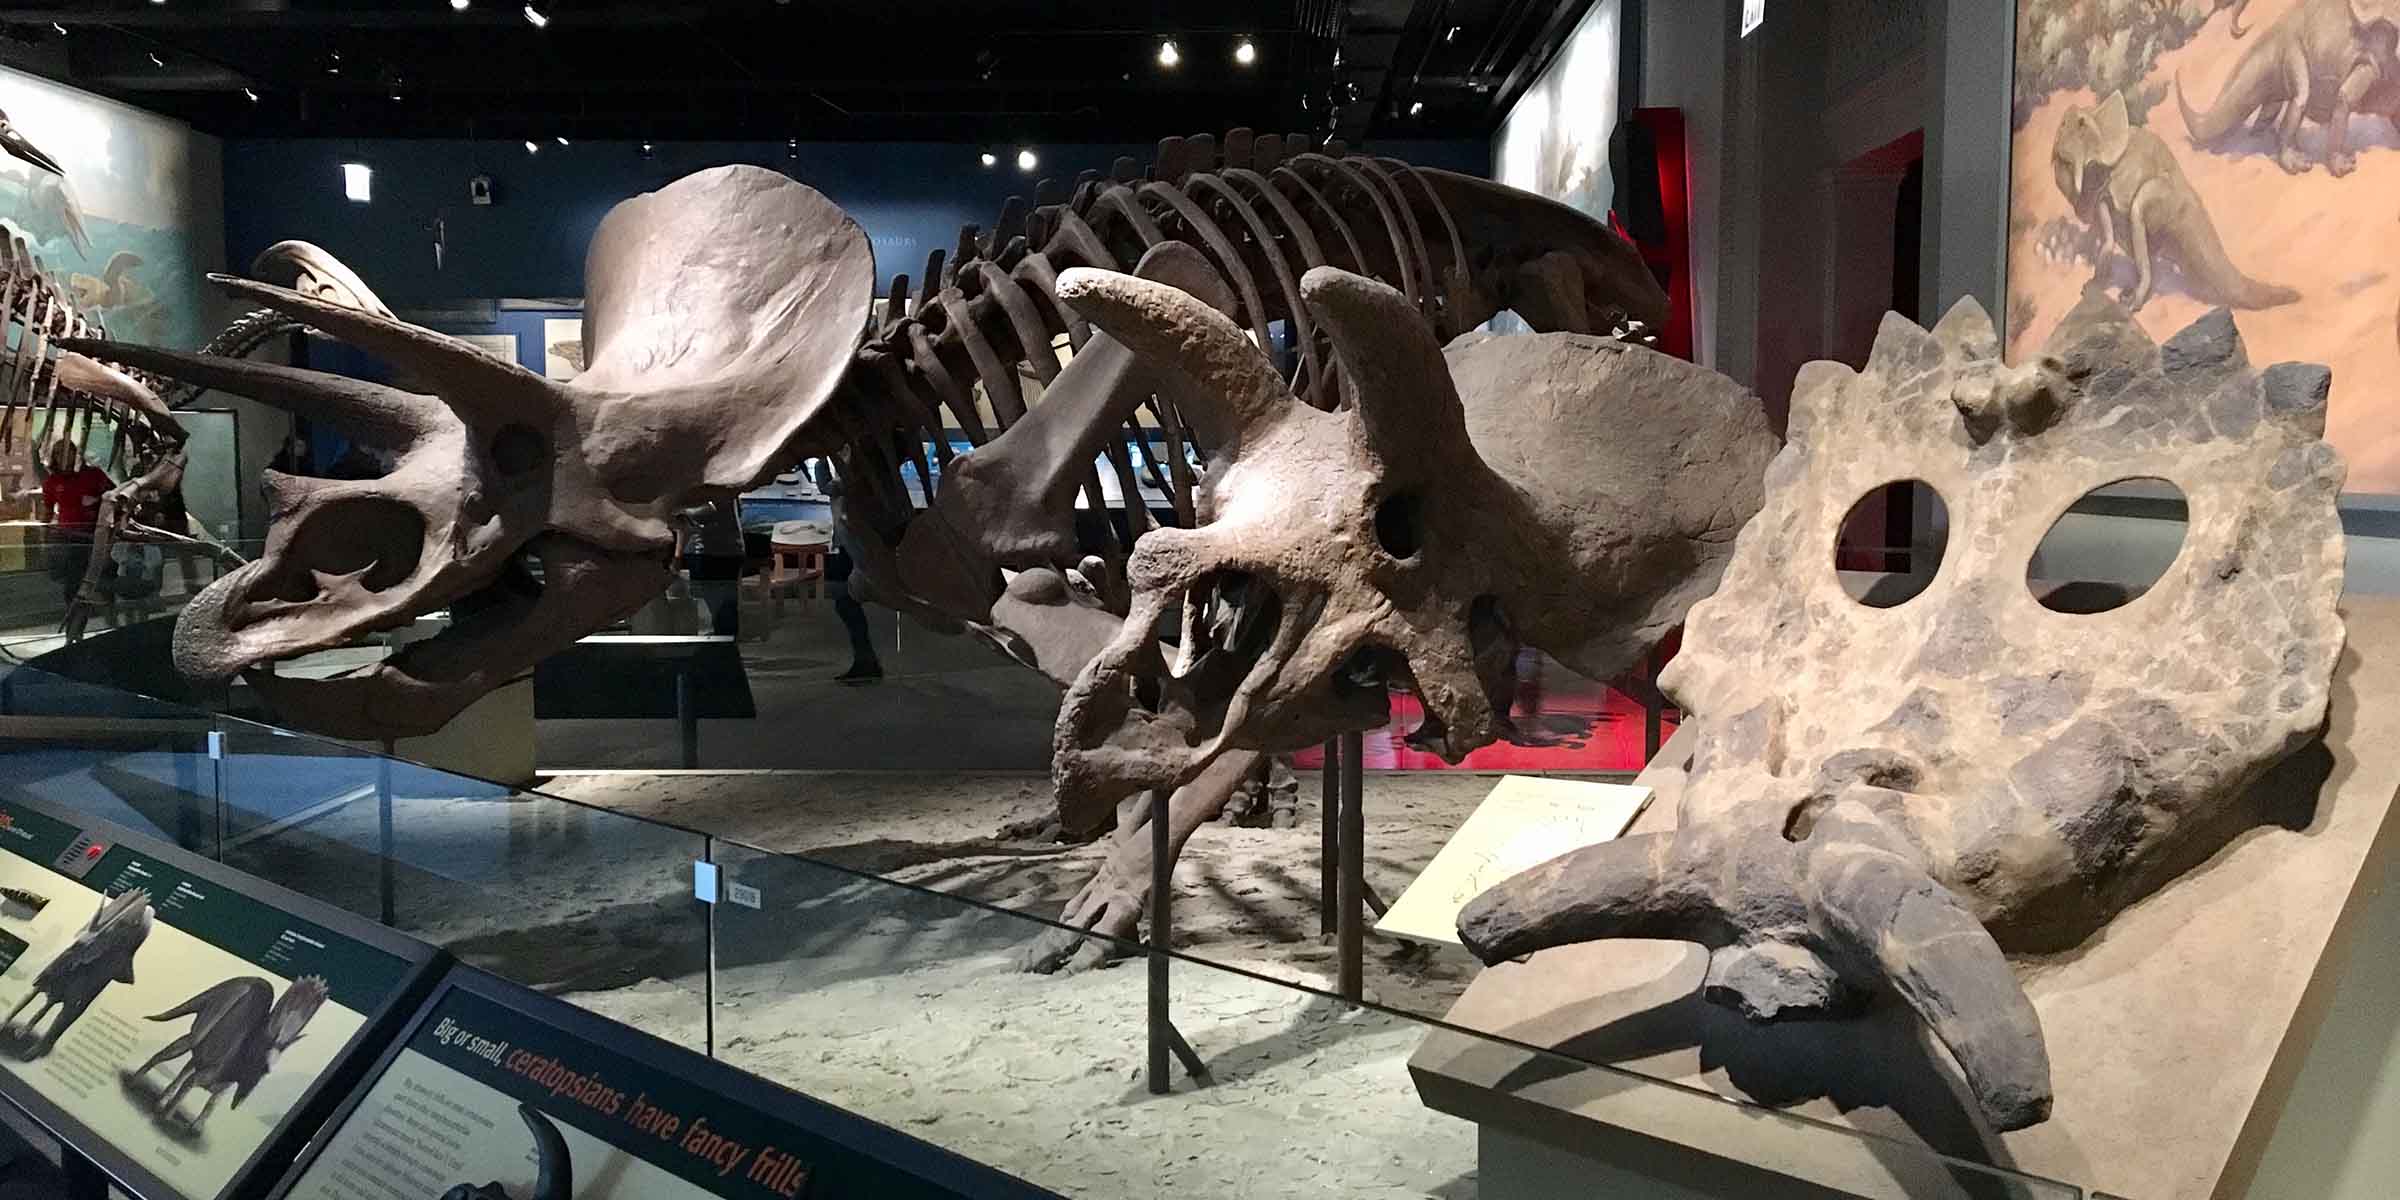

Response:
(77, 132), (1687, 969)
(1458, 297), (2347, 1130)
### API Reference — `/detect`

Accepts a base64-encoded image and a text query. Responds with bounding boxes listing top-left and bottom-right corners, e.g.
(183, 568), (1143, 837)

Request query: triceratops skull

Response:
(1458, 296), (2346, 1131)
(1048, 265), (1774, 833)
(73, 166), (871, 738)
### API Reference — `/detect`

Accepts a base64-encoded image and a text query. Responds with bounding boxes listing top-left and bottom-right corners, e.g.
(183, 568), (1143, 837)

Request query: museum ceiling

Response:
(0, 0), (1599, 143)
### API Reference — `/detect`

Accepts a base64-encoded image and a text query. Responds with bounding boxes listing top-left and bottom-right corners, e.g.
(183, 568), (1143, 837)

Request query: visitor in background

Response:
(809, 459), (883, 683)
(37, 440), (113, 606)
(681, 499), (744, 637)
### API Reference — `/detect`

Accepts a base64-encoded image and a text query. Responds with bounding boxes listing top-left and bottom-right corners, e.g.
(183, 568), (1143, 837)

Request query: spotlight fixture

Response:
(522, 3), (549, 28)
(786, 138), (799, 159)
(452, 0), (472, 10)
(1015, 147), (1037, 172)
(326, 52), (341, 76)
(1445, 25), (1459, 43)
(1234, 38), (1257, 66)
(555, 135), (571, 147)
(242, 86), (259, 102)
(524, 139), (540, 154)
(1408, 100), (1424, 116)
(341, 162), (373, 204)
(1156, 39), (1180, 69)
(979, 150), (997, 168)
(147, 52), (164, 68)
(638, 140), (654, 157)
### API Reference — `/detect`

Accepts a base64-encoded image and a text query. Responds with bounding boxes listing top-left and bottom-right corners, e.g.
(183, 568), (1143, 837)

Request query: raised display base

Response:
(1411, 598), (2400, 1200)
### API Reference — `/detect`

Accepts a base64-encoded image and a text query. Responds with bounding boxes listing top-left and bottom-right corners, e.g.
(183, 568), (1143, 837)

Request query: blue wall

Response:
(223, 137), (1490, 306)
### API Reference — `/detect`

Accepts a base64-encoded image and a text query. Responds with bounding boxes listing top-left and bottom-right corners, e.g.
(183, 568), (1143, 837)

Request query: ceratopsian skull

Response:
(1048, 265), (1774, 831)
(1458, 296), (2346, 1130)
(70, 166), (870, 738)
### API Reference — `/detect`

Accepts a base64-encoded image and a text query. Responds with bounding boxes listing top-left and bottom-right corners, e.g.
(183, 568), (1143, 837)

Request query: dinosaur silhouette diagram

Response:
(442, 1104), (573, 1200)
(1, 889), (152, 1059)
(133, 975), (330, 1129)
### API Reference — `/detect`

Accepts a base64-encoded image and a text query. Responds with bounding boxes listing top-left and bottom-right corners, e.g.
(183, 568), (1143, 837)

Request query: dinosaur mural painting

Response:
(2175, 0), (2400, 177)
(132, 974), (330, 1129)
(441, 1104), (574, 1200)
(1, 888), (153, 1058)
(2052, 91), (2299, 311)
(2013, 0), (2400, 490)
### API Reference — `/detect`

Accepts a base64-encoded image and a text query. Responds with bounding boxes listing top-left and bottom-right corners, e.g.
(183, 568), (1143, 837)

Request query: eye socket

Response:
(489, 423), (546, 475)
(1837, 480), (1949, 609)
(1375, 492), (1424, 560)
(2029, 477), (2188, 613)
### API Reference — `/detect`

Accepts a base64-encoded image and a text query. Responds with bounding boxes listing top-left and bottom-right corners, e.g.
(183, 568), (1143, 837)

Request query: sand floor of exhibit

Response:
(200, 754), (1571, 1198)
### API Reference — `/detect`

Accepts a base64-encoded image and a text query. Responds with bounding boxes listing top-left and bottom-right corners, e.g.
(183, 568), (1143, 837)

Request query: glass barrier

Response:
(705, 836), (2087, 1200)
(211, 712), (715, 1052)
(0, 664), (2100, 1197)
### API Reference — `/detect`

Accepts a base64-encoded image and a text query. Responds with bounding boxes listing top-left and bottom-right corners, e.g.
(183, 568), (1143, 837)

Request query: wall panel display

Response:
(2006, 0), (2400, 492)
(0, 65), (224, 356)
(1493, 0), (1621, 220)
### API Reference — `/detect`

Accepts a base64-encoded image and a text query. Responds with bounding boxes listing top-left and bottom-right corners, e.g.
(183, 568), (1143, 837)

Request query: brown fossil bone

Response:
(68, 166), (872, 738)
(1046, 264), (1778, 836)
(1457, 296), (2347, 1131)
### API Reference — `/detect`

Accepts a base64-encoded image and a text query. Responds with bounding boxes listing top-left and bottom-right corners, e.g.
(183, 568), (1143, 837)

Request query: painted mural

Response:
(2007, 0), (2400, 492)
(1493, 0), (1621, 221)
(0, 66), (220, 356)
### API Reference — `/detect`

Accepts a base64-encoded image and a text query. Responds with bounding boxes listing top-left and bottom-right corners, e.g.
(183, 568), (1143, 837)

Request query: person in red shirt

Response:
(38, 440), (114, 603)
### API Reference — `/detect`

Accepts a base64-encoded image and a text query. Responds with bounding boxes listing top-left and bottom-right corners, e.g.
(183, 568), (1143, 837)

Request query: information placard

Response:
(0, 794), (439, 1200)
(1374, 774), (1651, 947)
(274, 967), (1062, 1200)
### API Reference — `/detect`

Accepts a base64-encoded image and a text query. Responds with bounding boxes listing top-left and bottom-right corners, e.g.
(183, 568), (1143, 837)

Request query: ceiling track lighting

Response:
(522, 3), (549, 29)
(451, 0), (472, 11)
(524, 139), (540, 154)
(241, 86), (259, 102)
(1156, 39), (1180, 69)
(1408, 100), (1424, 116)
(979, 150), (997, 168)
(1015, 147), (1037, 172)
(1234, 38), (1257, 66)
(555, 135), (571, 147)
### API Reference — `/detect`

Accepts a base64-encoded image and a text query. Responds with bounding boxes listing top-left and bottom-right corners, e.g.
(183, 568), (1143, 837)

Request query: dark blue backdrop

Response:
(224, 137), (1490, 306)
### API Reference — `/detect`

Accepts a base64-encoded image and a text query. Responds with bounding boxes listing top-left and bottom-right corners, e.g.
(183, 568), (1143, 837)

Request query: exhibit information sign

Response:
(1375, 775), (1651, 947)
(0, 796), (424, 1200)
(277, 969), (1061, 1200)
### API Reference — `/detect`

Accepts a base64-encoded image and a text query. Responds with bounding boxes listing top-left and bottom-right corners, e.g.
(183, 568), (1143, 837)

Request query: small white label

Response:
(1741, 0), (1766, 37)
(693, 860), (720, 903)
(727, 882), (763, 910)
(207, 731), (224, 761)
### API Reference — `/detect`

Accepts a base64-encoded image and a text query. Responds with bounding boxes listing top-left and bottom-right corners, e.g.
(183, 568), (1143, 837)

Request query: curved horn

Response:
(1456, 832), (1721, 962)
(517, 1104), (572, 1200)
(249, 241), (396, 319)
(1801, 841), (2053, 1131)
(1055, 266), (1288, 446)
(1298, 266), (1470, 473)
(55, 337), (440, 445)
(206, 274), (557, 420)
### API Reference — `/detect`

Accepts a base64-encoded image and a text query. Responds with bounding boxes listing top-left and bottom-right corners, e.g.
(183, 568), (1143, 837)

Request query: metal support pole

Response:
(703, 838), (717, 1060)
(377, 739), (396, 927)
(1319, 739), (1338, 937)
(1338, 729), (1365, 1003)
(676, 662), (700, 769)
(1147, 787), (1170, 1094)
(1145, 787), (1209, 1094)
